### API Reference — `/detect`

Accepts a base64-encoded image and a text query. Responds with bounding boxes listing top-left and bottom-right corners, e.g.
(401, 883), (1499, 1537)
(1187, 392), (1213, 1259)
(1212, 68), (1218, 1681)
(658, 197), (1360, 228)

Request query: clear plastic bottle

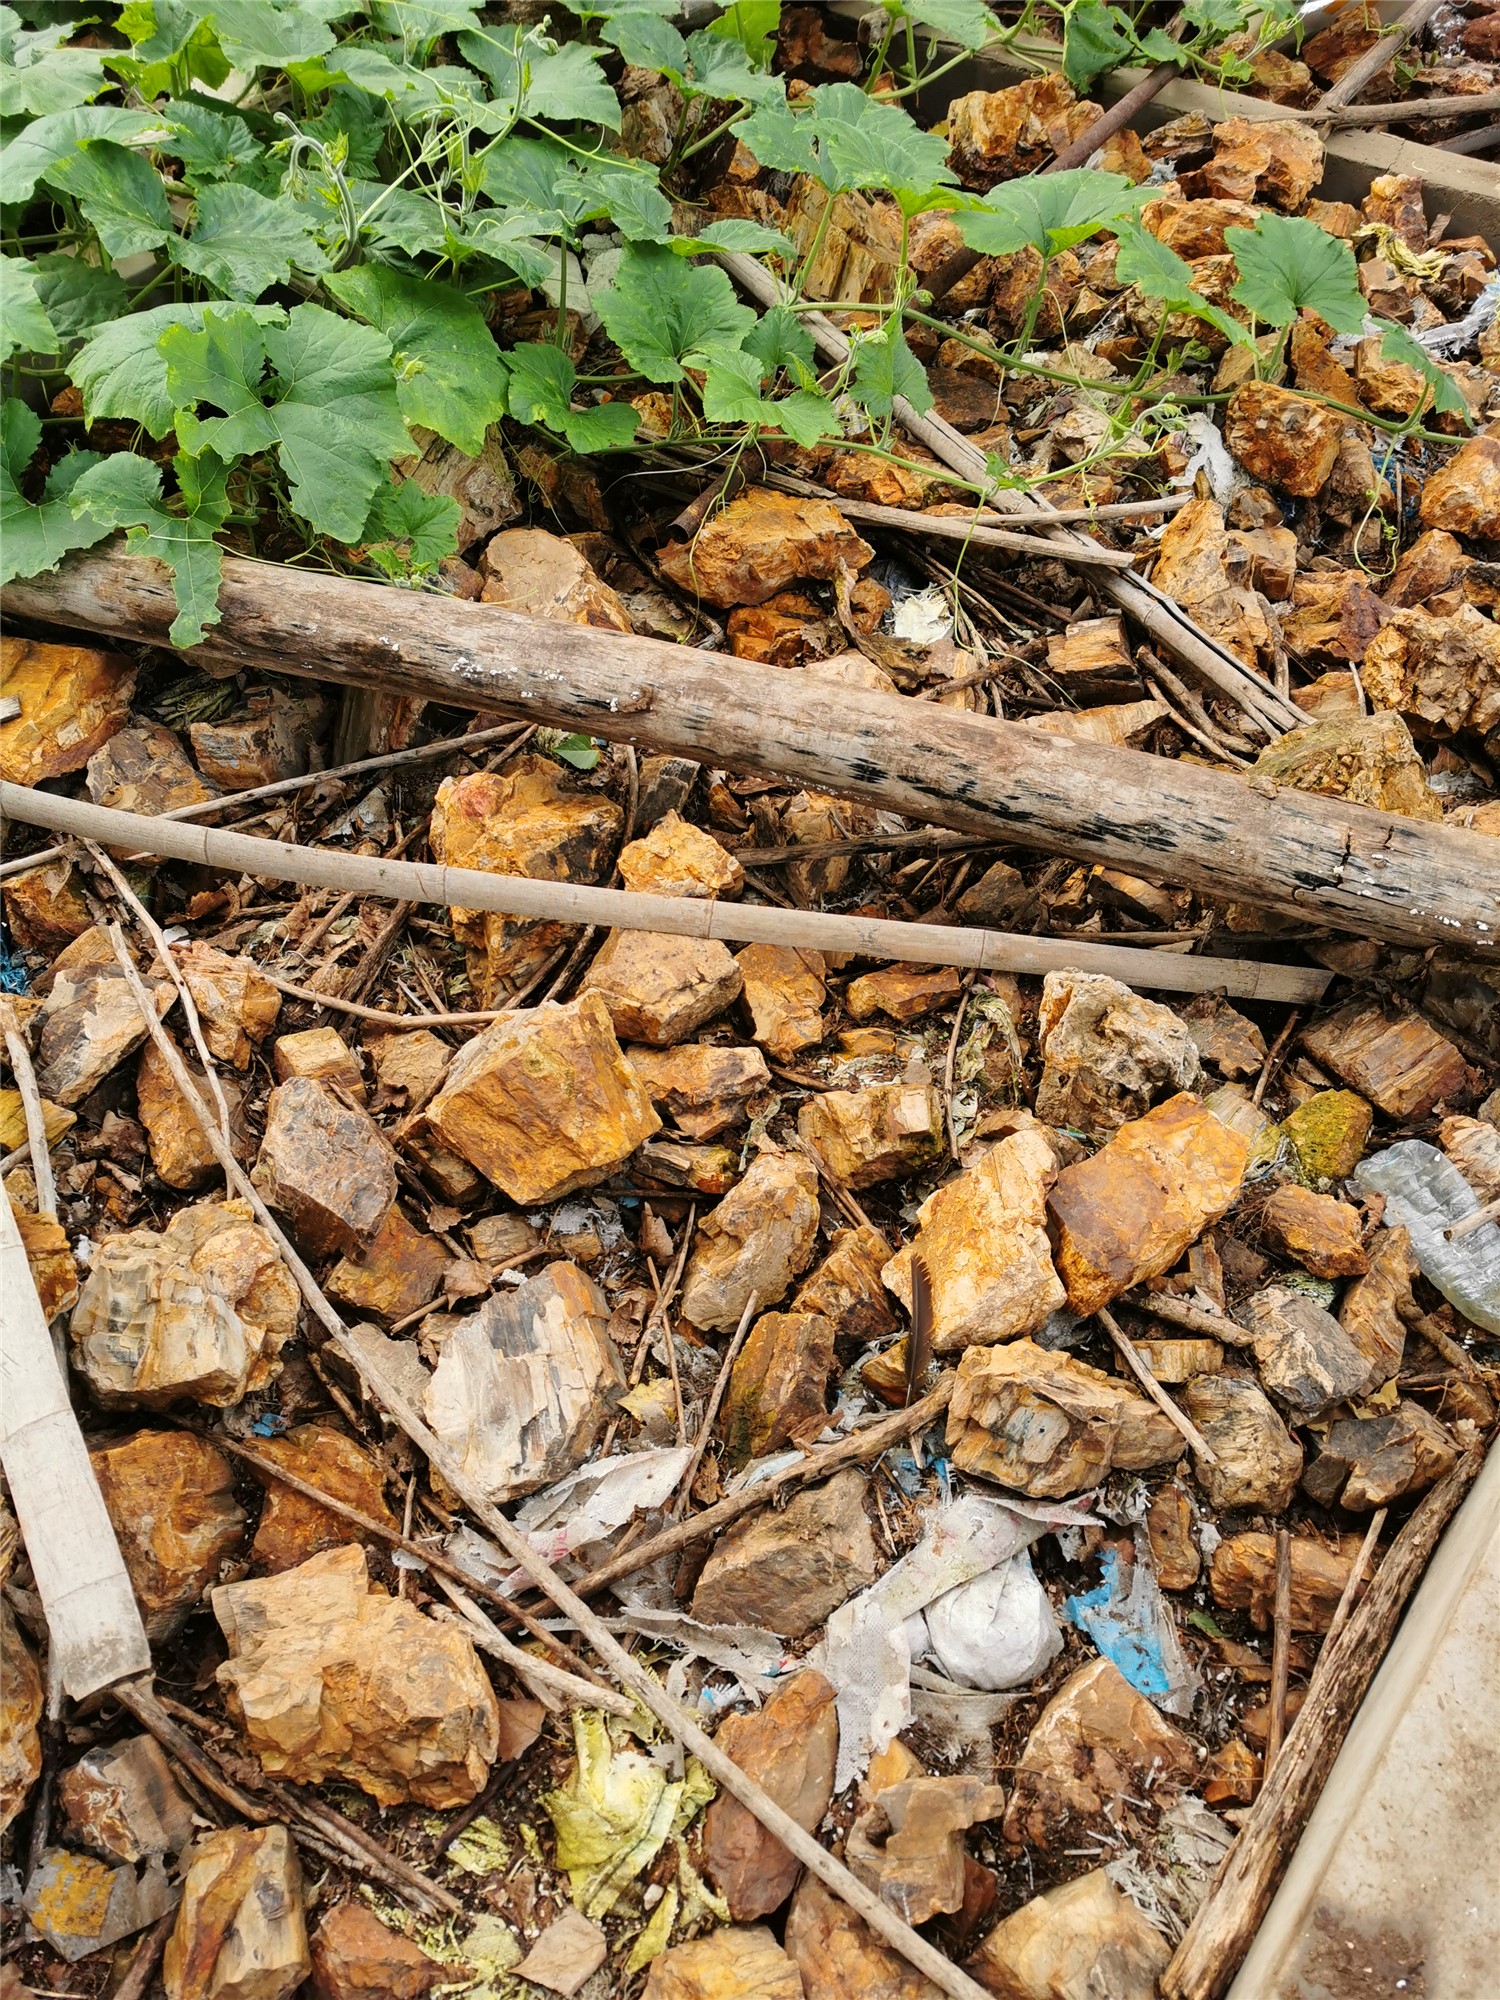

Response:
(1355, 1141), (1500, 1338)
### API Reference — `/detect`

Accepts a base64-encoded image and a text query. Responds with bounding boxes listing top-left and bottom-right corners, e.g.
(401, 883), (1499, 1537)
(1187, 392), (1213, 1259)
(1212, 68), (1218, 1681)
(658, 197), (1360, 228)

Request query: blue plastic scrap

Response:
(1065, 1543), (1199, 1716)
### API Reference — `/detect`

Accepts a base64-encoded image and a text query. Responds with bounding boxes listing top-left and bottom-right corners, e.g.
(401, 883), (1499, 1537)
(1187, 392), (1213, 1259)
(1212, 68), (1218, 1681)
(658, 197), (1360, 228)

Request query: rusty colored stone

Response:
(215, 1544), (499, 1806)
(1261, 1184), (1369, 1278)
(1301, 1003), (1469, 1119)
(423, 993), (659, 1205)
(92, 1430), (247, 1639)
(642, 1926), (804, 2000)
(848, 1775), (1007, 1926)
(33, 930), (174, 1107)
(1362, 603), (1500, 737)
(272, 1025), (364, 1101)
(704, 1671), (839, 1921)
(1419, 435), (1500, 539)
(691, 1469), (877, 1638)
(1142, 196), (1259, 258)
(1239, 1283), (1377, 1420)
(947, 1340), (1183, 1496)
(798, 1080), (944, 1189)
(1035, 970), (1202, 1136)
(310, 1900), (443, 2000)
(479, 527), (631, 629)
(137, 1034), (241, 1190)
(1003, 1659), (1198, 1849)
(58, 1735), (194, 1864)
(326, 1203), (450, 1323)
(369, 1030), (450, 1115)
(188, 690), (325, 793)
(1195, 117), (1323, 209)
(87, 719), (216, 816)
(1146, 1483), (1201, 1591)
(0, 637), (136, 784)
(947, 74), (1099, 185)
(1150, 494), (1271, 667)
(1210, 1531), (1356, 1633)
(617, 812), (744, 899)
(1439, 1114), (1500, 1201)
(579, 929), (743, 1046)
(680, 1148), (821, 1332)
(2, 855), (92, 958)
(883, 1128), (1063, 1351)
(1181, 1373), (1304, 1513)
(172, 941), (280, 1069)
(846, 964), (963, 1024)
(793, 1225), (898, 1343)
(1338, 1225), (1416, 1384)
(0, 1602), (42, 1834)
(248, 1424), (398, 1574)
(15, 1209), (79, 1319)
(627, 1043), (770, 1140)
(786, 1872), (946, 2000)
(24, 1845), (175, 1963)
(1224, 383), (1342, 497)
(252, 1076), (396, 1258)
(1251, 712), (1442, 821)
(967, 1868), (1170, 2000)
(736, 942), (827, 1061)
(164, 1825), (309, 2000)
(657, 488), (873, 610)
(1302, 1401), (1459, 1511)
(1134, 1336), (1222, 1383)
(1048, 1093), (1250, 1316)
(721, 1309), (836, 1466)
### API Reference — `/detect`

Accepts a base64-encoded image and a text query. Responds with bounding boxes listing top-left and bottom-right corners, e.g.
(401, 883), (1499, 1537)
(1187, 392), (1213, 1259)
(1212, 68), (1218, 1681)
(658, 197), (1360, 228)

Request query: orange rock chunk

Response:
(92, 1430), (246, 1639)
(845, 964), (963, 1023)
(0, 637), (135, 784)
(1224, 383), (1342, 497)
(1261, 1184), (1369, 1278)
(947, 1340), (1183, 1495)
(1301, 1003), (1469, 1119)
(721, 1309), (836, 1465)
(657, 488), (873, 609)
(248, 1424), (398, 1574)
(479, 527), (631, 629)
(704, 1671), (839, 1921)
(737, 942), (827, 1060)
(617, 811), (744, 899)
(798, 1080), (944, 1189)
(326, 1202), (450, 1322)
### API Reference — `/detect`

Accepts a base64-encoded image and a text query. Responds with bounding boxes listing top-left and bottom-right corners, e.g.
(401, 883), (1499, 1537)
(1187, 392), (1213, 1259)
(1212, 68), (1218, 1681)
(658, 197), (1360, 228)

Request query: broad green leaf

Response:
(678, 29), (784, 105)
(480, 136), (594, 230)
(0, 398), (117, 585)
(742, 301), (817, 379)
(190, 0), (352, 69)
(458, 27), (620, 129)
(176, 183), (330, 300)
(111, 2), (232, 95)
(1061, 0), (1134, 89)
(70, 301), (286, 437)
(1184, 0), (1248, 35)
(1377, 320), (1472, 423)
(0, 10), (109, 115)
(736, 95), (818, 177)
(803, 83), (957, 210)
(0, 254), (58, 361)
(371, 0), (486, 43)
(958, 168), (1149, 257)
(28, 254), (127, 340)
(43, 140), (174, 259)
(350, 181), (452, 258)
(600, 10), (689, 73)
(1, 105), (169, 204)
(539, 730), (602, 770)
(586, 165), (674, 244)
(288, 45), (430, 105)
(1114, 222), (1254, 349)
(304, 92), (388, 179)
(702, 1), (781, 67)
(457, 210), (555, 287)
(1226, 213), (1366, 333)
(159, 100), (265, 185)
(1136, 25), (1185, 62)
(675, 218), (795, 258)
(696, 345), (839, 448)
(594, 242), (756, 385)
(504, 341), (639, 454)
(892, 2), (1000, 49)
(68, 447), (229, 645)
(360, 474), (461, 577)
(325, 265), (508, 457)
(849, 320), (933, 418)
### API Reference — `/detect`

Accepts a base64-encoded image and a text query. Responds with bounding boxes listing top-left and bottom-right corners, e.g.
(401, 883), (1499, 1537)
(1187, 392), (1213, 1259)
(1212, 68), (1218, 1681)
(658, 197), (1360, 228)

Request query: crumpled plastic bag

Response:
(1065, 1540), (1198, 1716)
(542, 1711), (714, 1919)
(918, 1548), (1062, 1692)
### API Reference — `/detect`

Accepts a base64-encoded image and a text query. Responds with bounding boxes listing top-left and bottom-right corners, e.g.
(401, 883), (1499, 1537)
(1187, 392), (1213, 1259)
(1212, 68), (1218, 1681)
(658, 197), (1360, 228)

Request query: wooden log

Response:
(5, 553), (1496, 954)
(0, 781), (1329, 1004)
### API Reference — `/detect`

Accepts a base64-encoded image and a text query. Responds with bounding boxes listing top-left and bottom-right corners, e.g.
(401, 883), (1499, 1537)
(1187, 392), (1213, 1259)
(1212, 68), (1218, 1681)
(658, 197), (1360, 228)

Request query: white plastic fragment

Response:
(1354, 1140), (1500, 1336)
(918, 1550), (1063, 1693)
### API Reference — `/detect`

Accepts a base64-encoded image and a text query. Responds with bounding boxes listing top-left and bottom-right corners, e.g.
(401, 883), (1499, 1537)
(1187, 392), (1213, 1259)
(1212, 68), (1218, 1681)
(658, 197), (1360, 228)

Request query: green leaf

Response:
(849, 319), (933, 419)
(537, 728), (601, 770)
(1183, 0), (1248, 36)
(0, 254), (58, 362)
(360, 473), (461, 577)
(600, 10), (689, 73)
(159, 99), (265, 185)
(585, 164), (674, 244)
(504, 341), (639, 454)
(894, 2), (1000, 50)
(71, 301), (285, 437)
(350, 181), (453, 259)
(958, 168), (1150, 257)
(594, 242), (756, 385)
(678, 28), (784, 105)
(696, 344), (839, 448)
(69, 446), (229, 645)
(702, 1), (780, 67)
(325, 265), (508, 457)
(1135, 25), (1185, 62)
(0, 398), (116, 586)
(675, 217), (795, 258)
(457, 210), (554, 287)
(0, 10), (109, 115)
(458, 27), (621, 129)
(111, 3), (232, 96)
(736, 95), (819, 177)
(191, 0), (352, 69)
(176, 183), (331, 301)
(1226, 213), (1366, 334)
(742, 301), (817, 380)
(803, 82), (957, 210)
(371, 0), (486, 44)
(1061, 0), (1134, 89)
(28, 254), (127, 340)
(1376, 319), (1472, 423)
(43, 140), (174, 259)
(1, 105), (169, 204)
(1114, 222), (1253, 349)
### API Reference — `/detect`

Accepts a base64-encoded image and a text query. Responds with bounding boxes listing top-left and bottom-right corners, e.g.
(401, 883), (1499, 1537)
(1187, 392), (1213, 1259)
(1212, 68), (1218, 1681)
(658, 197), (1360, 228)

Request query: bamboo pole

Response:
(2, 782), (1331, 1002)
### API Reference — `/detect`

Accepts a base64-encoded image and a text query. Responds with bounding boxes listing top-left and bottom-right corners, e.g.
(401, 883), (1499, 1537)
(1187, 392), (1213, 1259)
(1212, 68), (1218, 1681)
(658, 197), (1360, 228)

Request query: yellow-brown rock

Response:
(188, 688), (325, 793)
(252, 1076), (396, 1257)
(58, 1734), (194, 1864)
(422, 1261), (623, 1502)
(1418, 435), (1500, 539)
(1146, 1484), (1201, 1591)
(1338, 1224), (1415, 1383)
(2, 855), (91, 958)
(627, 1043), (769, 1140)
(1250, 711), (1442, 820)
(369, 1029), (450, 1115)
(1261, 1184), (1369, 1277)
(248, 1424), (398, 1574)
(967, 1868), (1170, 2000)
(1239, 1283), (1378, 1420)
(848, 1775), (1007, 1927)
(737, 942), (827, 1060)
(23, 1844), (175, 1963)
(657, 488), (874, 610)
(33, 930), (174, 1106)
(1283, 1088), (1373, 1181)
(1301, 1002), (1469, 1119)
(1224, 384), (1342, 497)
(424, 993), (659, 1204)
(273, 1025), (364, 1101)
(947, 73), (1099, 185)
(1142, 196), (1258, 258)
(794, 1224), (899, 1342)
(430, 758), (622, 1004)
(87, 719), (216, 816)
(326, 1202), (449, 1322)
(1149, 494), (1271, 666)
(215, 1544), (499, 1806)
(164, 1825), (309, 2000)
(1384, 529), (1471, 610)
(691, 1468), (878, 1638)
(1290, 320), (1359, 406)
(883, 1128), (1064, 1351)
(173, 942), (280, 1067)
(704, 1671), (839, 1921)
(0, 1601), (43, 1834)
(617, 811), (744, 899)
(1035, 969), (1202, 1135)
(797, 1080), (943, 1189)
(788, 1872), (945, 2000)
(92, 1430), (247, 1638)
(948, 1340), (1183, 1495)
(579, 929), (742, 1046)
(681, 1148), (820, 1331)
(1181, 1373), (1304, 1512)
(1305, 1400), (1459, 1511)
(479, 527), (631, 629)
(642, 1926), (804, 2000)
(721, 1309), (836, 1466)
(1048, 1093), (1251, 1315)
(846, 964), (963, 1024)
(0, 637), (135, 784)
(73, 1201), (299, 1407)
(136, 1034), (239, 1190)
(1197, 117), (1323, 209)
(310, 1900), (443, 2000)
(1362, 603), (1500, 737)
(15, 1209), (79, 1318)
(1210, 1531), (1356, 1632)
(1439, 1113), (1500, 1200)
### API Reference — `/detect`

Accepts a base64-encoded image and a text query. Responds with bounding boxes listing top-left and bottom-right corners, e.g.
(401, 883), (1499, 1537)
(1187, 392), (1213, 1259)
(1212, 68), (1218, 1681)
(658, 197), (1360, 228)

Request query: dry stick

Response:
(1315, 1507), (1386, 1664)
(717, 254), (1303, 740)
(4, 783), (1334, 1005)
(1284, 85), (1500, 125)
(1265, 1528), (1294, 1773)
(1445, 1191), (1500, 1242)
(760, 483), (1138, 567)
(100, 951), (994, 2000)
(793, 1130), (880, 1234)
(1312, 0), (1445, 113)
(259, 1779), (459, 1918)
(1127, 1290), (1254, 1347)
(1162, 1449), (1482, 2000)
(0, 721), (530, 883)
(672, 1289), (759, 1518)
(254, 967), (506, 1028)
(1096, 1306), (1219, 1463)
(1, 1000), (56, 1220)
(1395, 1297), (1486, 1377)
(429, 1581), (638, 1721)
(114, 1910), (177, 2000)
(1252, 1006), (1302, 1108)
(115, 1680), (266, 1822)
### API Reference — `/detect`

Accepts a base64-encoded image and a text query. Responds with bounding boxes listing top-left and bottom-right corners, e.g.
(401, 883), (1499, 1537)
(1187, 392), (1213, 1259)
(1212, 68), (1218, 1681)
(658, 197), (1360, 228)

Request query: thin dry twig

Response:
(672, 1289), (759, 1518)
(1097, 1306), (1220, 1463)
(1265, 1528), (1293, 1771)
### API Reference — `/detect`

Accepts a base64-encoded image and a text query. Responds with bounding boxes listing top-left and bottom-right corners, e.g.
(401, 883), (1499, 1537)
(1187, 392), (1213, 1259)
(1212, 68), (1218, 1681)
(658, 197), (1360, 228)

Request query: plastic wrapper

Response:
(1355, 1141), (1500, 1337)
